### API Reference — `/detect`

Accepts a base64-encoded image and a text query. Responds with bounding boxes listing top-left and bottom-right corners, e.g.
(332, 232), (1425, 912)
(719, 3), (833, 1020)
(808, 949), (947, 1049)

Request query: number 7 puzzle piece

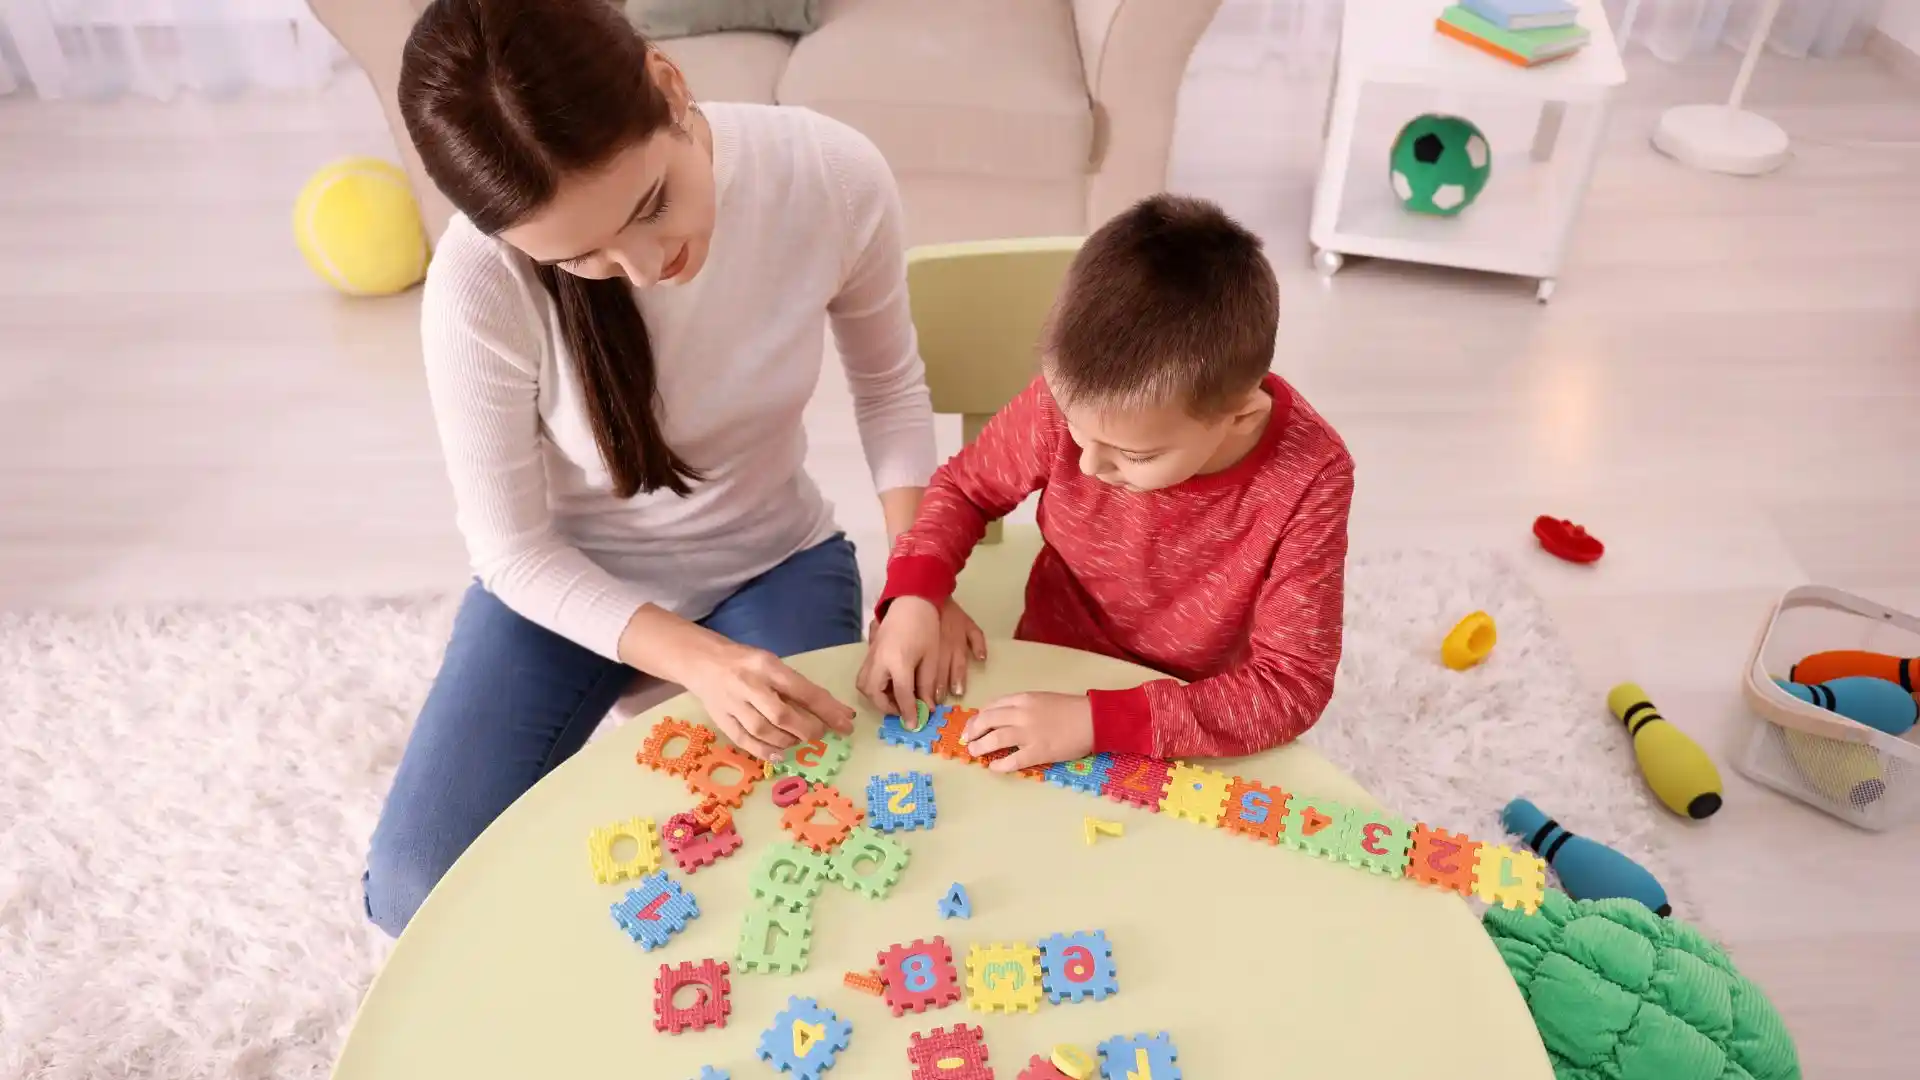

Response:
(965, 942), (1043, 1013)
(1100, 754), (1172, 811)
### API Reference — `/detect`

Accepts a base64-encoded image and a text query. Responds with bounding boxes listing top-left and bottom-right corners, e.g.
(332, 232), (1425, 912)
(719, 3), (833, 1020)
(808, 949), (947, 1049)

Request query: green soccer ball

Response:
(1389, 114), (1491, 217)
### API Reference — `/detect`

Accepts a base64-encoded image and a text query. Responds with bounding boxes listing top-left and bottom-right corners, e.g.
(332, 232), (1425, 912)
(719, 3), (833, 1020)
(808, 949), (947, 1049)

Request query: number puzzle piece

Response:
(756, 996), (851, 1079)
(771, 776), (810, 807)
(1100, 754), (1172, 811)
(693, 798), (732, 834)
(1219, 778), (1288, 845)
(684, 745), (764, 808)
(965, 942), (1042, 1014)
(827, 827), (910, 899)
(610, 871), (699, 951)
(587, 816), (659, 884)
(1474, 843), (1547, 914)
(674, 825), (743, 874)
(770, 730), (852, 785)
(1159, 762), (1233, 825)
(1083, 817), (1124, 845)
(880, 705), (947, 753)
(843, 969), (887, 996)
(931, 706), (978, 762)
(877, 936), (962, 1016)
(866, 771), (938, 833)
(1097, 1033), (1180, 1080)
(1348, 813), (1413, 877)
(781, 784), (864, 853)
(939, 882), (972, 920)
(749, 842), (832, 912)
(1020, 1058), (1072, 1080)
(1405, 824), (1481, 896)
(1050, 1045), (1098, 1079)
(654, 958), (730, 1033)
(907, 1024), (992, 1080)
(636, 717), (716, 776)
(736, 903), (814, 974)
(1283, 794), (1356, 861)
(1044, 753), (1113, 795)
(1036, 930), (1117, 1003)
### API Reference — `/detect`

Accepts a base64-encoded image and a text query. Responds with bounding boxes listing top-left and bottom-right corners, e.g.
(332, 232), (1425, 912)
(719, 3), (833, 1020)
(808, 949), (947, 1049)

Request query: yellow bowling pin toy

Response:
(1781, 728), (1887, 809)
(1606, 683), (1724, 820)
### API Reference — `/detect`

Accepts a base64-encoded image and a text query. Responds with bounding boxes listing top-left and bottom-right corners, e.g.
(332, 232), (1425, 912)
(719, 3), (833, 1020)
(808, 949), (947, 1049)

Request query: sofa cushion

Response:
(776, 0), (1092, 182)
(627, 0), (819, 39)
(657, 31), (793, 105)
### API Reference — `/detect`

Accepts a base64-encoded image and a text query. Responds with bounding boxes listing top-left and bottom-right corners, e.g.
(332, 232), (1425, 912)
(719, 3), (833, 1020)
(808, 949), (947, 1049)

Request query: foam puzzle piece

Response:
(880, 706), (946, 753)
(1083, 817), (1124, 845)
(1037, 930), (1118, 1004)
(1405, 824), (1481, 896)
(843, 969), (887, 996)
(907, 1025), (992, 1080)
(673, 825), (743, 874)
(757, 996), (851, 1079)
(736, 903), (814, 974)
(1097, 1033), (1180, 1080)
(827, 827), (911, 899)
(1020, 1057), (1072, 1080)
(939, 882), (972, 920)
(1219, 778), (1288, 845)
(1473, 842), (1547, 913)
(1044, 753), (1113, 795)
(663, 811), (709, 852)
(697, 1069), (729, 1080)
(781, 785), (865, 853)
(1283, 794), (1356, 861)
(684, 745), (764, 808)
(771, 776), (811, 807)
(749, 842), (832, 912)
(1100, 754), (1172, 811)
(1159, 762), (1234, 825)
(1347, 813), (1413, 877)
(654, 958), (730, 1033)
(587, 816), (659, 884)
(694, 798), (732, 834)
(611, 871), (699, 951)
(1049, 1045), (1098, 1079)
(636, 717), (715, 776)
(867, 771), (937, 833)
(770, 730), (853, 785)
(931, 706), (979, 762)
(965, 942), (1042, 1014)
(876, 936), (963, 1016)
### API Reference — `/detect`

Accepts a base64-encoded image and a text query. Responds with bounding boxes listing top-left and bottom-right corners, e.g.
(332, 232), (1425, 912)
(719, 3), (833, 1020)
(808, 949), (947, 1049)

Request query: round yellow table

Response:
(331, 642), (1550, 1079)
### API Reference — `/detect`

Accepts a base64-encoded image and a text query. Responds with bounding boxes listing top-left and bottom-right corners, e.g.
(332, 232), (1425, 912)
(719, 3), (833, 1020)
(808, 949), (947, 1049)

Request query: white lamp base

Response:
(1651, 104), (1790, 176)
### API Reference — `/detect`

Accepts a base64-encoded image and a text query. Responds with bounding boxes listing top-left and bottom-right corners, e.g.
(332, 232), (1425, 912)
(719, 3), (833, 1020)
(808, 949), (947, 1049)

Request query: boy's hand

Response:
(937, 600), (987, 698)
(961, 691), (1094, 772)
(856, 596), (942, 720)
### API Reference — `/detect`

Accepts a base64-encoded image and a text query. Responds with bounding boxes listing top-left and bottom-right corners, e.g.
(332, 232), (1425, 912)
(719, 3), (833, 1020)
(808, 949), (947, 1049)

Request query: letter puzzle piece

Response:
(757, 996), (851, 1080)
(781, 784), (864, 853)
(965, 943), (1042, 1014)
(1100, 754), (1172, 811)
(770, 730), (852, 785)
(880, 705), (947, 753)
(1037, 930), (1117, 1004)
(636, 717), (715, 776)
(587, 816), (659, 884)
(751, 842), (832, 911)
(939, 882), (972, 920)
(684, 745), (764, 808)
(876, 936), (963, 1016)
(610, 871), (699, 951)
(654, 958), (730, 1033)
(1283, 794), (1357, 862)
(907, 1024), (992, 1080)
(736, 903), (814, 974)
(1405, 824), (1481, 896)
(1159, 762), (1234, 826)
(866, 771), (937, 833)
(1347, 812), (1413, 877)
(1219, 778), (1288, 845)
(843, 969), (887, 996)
(931, 707), (978, 762)
(1097, 1033), (1180, 1080)
(1044, 753), (1113, 795)
(827, 827), (910, 899)
(1474, 842), (1547, 914)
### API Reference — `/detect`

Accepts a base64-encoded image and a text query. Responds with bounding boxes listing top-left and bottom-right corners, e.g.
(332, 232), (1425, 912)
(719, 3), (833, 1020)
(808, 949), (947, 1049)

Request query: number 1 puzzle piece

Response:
(907, 1025), (992, 1080)
(610, 871), (699, 951)
(1348, 813), (1413, 877)
(1100, 754), (1172, 811)
(756, 996), (851, 1080)
(1037, 930), (1117, 1004)
(876, 936), (962, 1016)
(1159, 762), (1233, 825)
(1219, 778), (1288, 844)
(587, 816), (659, 884)
(1474, 842), (1547, 914)
(866, 771), (937, 833)
(965, 942), (1042, 1014)
(1282, 794), (1356, 861)
(1405, 824), (1481, 896)
(736, 903), (815, 974)
(1097, 1033), (1180, 1080)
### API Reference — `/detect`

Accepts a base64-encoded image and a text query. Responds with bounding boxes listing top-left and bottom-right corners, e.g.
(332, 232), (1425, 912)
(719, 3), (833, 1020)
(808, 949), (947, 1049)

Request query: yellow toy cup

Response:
(1442, 611), (1497, 670)
(293, 157), (428, 296)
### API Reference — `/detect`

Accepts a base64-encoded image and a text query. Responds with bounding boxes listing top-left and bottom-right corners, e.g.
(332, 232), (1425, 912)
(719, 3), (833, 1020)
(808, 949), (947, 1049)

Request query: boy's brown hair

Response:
(1043, 194), (1278, 417)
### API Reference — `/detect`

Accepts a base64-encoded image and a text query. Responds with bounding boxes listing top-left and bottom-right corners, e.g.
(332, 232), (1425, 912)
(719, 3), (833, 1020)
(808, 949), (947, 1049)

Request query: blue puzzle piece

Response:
(1044, 753), (1114, 795)
(609, 871), (699, 951)
(938, 882), (971, 920)
(1098, 1032), (1180, 1080)
(1038, 929), (1119, 1004)
(756, 996), (852, 1079)
(878, 705), (947, 753)
(696, 1070), (728, 1080)
(865, 771), (937, 833)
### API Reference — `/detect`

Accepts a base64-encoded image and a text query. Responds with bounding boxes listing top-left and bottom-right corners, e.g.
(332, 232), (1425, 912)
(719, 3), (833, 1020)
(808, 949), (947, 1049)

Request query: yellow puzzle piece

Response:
(965, 942), (1042, 1013)
(1160, 762), (1234, 826)
(1473, 843), (1547, 914)
(586, 816), (659, 884)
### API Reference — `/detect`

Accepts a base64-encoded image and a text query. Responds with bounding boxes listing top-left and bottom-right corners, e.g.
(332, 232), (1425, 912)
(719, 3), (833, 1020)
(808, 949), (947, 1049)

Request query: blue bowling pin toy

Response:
(1501, 798), (1671, 916)
(1771, 675), (1916, 736)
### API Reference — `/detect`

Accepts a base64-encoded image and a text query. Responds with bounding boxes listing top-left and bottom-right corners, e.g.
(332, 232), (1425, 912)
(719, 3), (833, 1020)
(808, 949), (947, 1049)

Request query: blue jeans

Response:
(363, 534), (862, 936)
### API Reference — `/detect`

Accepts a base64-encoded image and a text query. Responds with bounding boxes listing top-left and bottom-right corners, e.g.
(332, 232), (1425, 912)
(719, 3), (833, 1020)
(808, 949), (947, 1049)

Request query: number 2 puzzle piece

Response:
(684, 745), (764, 808)
(736, 903), (815, 974)
(781, 784), (864, 853)
(866, 771), (937, 833)
(1037, 930), (1117, 1004)
(636, 717), (715, 776)
(610, 871), (699, 951)
(654, 958), (731, 1033)
(1219, 778), (1288, 845)
(1100, 754), (1172, 811)
(756, 996), (851, 1079)
(770, 730), (852, 785)
(876, 936), (962, 1016)
(587, 816), (659, 884)
(1281, 794), (1356, 861)
(827, 827), (911, 899)
(1097, 1033), (1180, 1080)
(907, 1024), (992, 1080)
(1474, 842), (1547, 914)
(931, 706), (977, 762)
(1348, 813), (1413, 877)
(1159, 762), (1234, 826)
(880, 706), (947, 753)
(1405, 824), (1481, 896)
(965, 942), (1042, 1014)
(1044, 753), (1113, 795)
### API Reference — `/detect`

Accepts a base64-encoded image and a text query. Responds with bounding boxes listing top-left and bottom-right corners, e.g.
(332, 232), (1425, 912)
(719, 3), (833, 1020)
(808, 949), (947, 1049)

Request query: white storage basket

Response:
(1739, 585), (1920, 831)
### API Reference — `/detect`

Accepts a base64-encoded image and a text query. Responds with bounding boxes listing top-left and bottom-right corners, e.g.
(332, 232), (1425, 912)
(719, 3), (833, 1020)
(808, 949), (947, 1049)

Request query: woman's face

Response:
(498, 55), (717, 288)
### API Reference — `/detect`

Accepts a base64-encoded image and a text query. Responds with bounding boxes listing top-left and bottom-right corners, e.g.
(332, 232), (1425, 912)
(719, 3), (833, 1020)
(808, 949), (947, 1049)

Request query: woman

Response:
(364, 0), (980, 936)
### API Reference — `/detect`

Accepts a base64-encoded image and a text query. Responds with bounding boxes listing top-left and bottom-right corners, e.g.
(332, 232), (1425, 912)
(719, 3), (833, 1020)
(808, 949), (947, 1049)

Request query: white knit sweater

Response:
(419, 104), (936, 660)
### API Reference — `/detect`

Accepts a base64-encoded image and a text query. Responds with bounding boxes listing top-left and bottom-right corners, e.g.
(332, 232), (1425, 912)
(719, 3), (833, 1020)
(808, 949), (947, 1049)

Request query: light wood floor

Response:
(3, 12), (1918, 1076)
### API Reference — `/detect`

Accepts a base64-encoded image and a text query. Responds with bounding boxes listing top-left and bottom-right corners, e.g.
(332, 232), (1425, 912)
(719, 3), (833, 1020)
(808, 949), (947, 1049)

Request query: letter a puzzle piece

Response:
(1348, 813), (1413, 877)
(1160, 762), (1234, 826)
(965, 942), (1043, 1014)
(1100, 754), (1172, 811)
(1044, 753), (1113, 795)
(1037, 930), (1118, 1004)
(1097, 1033), (1180, 1080)
(866, 771), (937, 833)
(770, 730), (853, 785)
(939, 882), (972, 920)
(636, 717), (716, 776)
(653, 958), (731, 1033)
(610, 871), (699, 951)
(876, 936), (962, 1017)
(1405, 824), (1481, 896)
(736, 903), (814, 974)
(827, 827), (911, 900)
(1219, 778), (1288, 845)
(1282, 794), (1356, 862)
(684, 745), (765, 808)
(907, 1024), (992, 1080)
(1474, 842), (1547, 914)
(880, 705), (947, 753)
(587, 816), (659, 884)
(756, 996), (851, 1080)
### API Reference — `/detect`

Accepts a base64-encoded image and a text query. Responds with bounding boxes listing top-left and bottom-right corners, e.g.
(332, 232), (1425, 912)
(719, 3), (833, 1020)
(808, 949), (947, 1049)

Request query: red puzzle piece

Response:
(876, 937), (962, 1017)
(653, 959), (730, 1033)
(908, 1025), (993, 1080)
(1100, 754), (1172, 811)
(1017, 1056), (1071, 1080)
(672, 825), (742, 873)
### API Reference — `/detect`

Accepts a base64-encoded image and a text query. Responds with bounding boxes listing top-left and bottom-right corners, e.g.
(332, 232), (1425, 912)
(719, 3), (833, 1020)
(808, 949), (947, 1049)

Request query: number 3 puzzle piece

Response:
(965, 942), (1042, 1014)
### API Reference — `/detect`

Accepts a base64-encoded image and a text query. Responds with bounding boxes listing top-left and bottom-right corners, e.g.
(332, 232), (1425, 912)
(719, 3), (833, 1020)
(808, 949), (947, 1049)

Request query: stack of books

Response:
(1437, 0), (1591, 67)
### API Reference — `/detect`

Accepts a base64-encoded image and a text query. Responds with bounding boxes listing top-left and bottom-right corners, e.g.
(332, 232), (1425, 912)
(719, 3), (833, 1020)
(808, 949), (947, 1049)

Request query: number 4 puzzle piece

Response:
(756, 996), (851, 1080)
(1283, 794), (1357, 862)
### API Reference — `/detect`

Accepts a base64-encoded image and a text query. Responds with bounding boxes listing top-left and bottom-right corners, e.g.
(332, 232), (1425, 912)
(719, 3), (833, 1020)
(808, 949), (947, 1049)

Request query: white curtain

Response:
(0, 0), (345, 101)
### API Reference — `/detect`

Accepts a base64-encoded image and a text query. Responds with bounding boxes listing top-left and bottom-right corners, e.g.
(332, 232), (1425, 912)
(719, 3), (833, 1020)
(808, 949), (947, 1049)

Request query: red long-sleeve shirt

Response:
(878, 372), (1353, 759)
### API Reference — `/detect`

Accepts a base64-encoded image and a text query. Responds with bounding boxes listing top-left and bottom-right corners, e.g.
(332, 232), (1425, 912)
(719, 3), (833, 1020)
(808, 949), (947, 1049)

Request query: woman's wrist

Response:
(616, 603), (730, 684)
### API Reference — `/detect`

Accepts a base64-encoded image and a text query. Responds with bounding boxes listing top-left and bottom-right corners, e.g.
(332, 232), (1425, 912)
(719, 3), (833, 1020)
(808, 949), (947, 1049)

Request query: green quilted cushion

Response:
(1485, 891), (1800, 1080)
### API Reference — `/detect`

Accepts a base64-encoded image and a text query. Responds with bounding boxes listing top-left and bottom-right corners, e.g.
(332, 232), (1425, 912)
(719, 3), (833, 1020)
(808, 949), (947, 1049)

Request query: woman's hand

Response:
(680, 639), (856, 761)
(960, 691), (1094, 772)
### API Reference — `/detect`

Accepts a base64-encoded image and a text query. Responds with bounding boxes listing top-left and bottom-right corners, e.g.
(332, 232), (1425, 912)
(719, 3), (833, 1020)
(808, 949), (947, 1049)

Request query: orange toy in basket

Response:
(1789, 649), (1916, 693)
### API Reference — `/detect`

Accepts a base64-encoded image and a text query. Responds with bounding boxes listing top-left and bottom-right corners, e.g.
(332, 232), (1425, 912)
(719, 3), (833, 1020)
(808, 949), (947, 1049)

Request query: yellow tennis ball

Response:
(293, 157), (428, 296)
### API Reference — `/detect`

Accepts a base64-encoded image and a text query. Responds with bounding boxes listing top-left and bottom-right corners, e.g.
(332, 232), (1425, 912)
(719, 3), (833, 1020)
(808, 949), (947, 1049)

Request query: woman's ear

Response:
(644, 50), (693, 123)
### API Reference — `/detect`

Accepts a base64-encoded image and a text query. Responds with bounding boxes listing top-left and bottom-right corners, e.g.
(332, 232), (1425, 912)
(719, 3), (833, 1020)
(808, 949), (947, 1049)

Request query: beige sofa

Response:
(308, 0), (1222, 247)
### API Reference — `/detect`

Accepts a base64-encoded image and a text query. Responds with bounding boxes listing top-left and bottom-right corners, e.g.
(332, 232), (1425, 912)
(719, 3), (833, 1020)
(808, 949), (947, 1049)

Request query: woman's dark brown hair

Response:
(398, 0), (699, 497)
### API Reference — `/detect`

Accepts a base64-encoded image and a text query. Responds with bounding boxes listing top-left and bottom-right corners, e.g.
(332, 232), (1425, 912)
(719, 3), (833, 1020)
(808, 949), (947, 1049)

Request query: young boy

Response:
(858, 194), (1353, 770)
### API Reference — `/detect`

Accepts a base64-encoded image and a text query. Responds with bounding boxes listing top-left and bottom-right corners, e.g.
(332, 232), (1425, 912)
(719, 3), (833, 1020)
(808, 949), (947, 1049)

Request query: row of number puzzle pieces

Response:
(881, 704), (1547, 914)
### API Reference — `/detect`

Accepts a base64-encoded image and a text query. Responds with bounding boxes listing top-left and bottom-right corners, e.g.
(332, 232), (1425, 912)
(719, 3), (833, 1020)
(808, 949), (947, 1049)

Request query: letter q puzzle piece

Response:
(636, 717), (716, 776)
(907, 1024), (992, 1080)
(653, 958), (730, 1033)
(586, 816), (659, 884)
(1159, 762), (1233, 825)
(756, 996), (851, 1079)
(1405, 824), (1481, 896)
(1097, 1033), (1180, 1080)
(610, 871), (699, 951)
(1474, 842), (1547, 913)
(1037, 930), (1117, 1004)
(866, 771), (937, 833)
(965, 942), (1042, 1014)
(876, 936), (962, 1016)
(1219, 778), (1288, 844)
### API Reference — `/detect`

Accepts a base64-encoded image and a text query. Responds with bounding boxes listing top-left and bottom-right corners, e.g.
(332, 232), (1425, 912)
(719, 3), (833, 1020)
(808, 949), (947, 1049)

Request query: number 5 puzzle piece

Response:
(965, 942), (1042, 1014)
(1219, 778), (1288, 845)
(1160, 762), (1234, 826)
(1474, 842), (1547, 914)
(876, 936), (962, 1016)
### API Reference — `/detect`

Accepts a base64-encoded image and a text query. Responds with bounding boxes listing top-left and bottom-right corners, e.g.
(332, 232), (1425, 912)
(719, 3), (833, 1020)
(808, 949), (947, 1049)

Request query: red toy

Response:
(653, 959), (730, 1033)
(908, 1025), (993, 1079)
(1017, 1057), (1071, 1080)
(877, 937), (963, 1016)
(1533, 516), (1604, 563)
(672, 826), (742, 873)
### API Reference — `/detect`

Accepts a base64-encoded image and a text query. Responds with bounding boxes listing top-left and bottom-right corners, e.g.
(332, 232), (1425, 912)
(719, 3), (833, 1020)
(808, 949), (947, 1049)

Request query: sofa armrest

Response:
(1070, 0), (1221, 228)
(308, 0), (456, 245)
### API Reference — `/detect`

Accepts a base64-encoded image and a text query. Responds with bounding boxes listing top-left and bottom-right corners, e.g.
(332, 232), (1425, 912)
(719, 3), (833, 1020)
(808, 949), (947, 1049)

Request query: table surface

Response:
(1345, 0), (1625, 96)
(330, 641), (1551, 1080)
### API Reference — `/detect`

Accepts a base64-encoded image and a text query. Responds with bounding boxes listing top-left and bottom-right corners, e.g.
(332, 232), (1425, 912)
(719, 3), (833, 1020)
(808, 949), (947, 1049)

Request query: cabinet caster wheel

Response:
(1315, 249), (1344, 278)
(1536, 278), (1556, 303)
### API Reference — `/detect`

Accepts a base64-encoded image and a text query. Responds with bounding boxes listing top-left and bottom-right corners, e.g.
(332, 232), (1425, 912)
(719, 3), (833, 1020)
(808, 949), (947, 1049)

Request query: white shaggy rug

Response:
(0, 549), (1681, 1080)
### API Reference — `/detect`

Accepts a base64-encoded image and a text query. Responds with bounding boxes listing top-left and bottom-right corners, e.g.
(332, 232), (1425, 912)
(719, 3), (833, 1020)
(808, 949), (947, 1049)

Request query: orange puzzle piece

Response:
(843, 969), (888, 996)
(635, 717), (716, 776)
(1405, 824), (1481, 896)
(781, 784), (865, 853)
(684, 745), (764, 808)
(694, 798), (733, 835)
(1220, 778), (1289, 844)
(932, 706), (977, 763)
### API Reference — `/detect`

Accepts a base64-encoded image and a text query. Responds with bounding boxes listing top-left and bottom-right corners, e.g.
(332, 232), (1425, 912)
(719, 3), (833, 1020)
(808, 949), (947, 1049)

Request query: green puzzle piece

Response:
(1346, 813), (1412, 876)
(827, 827), (910, 900)
(1282, 796), (1357, 862)
(736, 902), (814, 974)
(749, 842), (832, 912)
(767, 729), (852, 784)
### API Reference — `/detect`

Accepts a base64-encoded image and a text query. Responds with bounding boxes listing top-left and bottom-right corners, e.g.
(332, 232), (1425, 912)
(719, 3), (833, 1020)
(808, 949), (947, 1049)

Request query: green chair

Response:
(905, 236), (1082, 639)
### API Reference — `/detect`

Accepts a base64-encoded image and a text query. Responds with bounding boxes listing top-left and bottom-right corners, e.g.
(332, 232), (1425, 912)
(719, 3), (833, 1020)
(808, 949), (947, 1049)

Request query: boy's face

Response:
(1050, 376), (1273, 493)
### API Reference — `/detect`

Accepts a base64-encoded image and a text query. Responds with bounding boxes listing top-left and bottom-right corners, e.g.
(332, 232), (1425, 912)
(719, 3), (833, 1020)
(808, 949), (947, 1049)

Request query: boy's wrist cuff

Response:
(874, 555), (957, 621)
(1089, 687), (1154, 756)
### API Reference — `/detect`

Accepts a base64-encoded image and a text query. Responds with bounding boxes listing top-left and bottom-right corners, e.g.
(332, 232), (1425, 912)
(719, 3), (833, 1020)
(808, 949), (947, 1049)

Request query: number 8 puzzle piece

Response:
(876, 936), (962, 1016)
(1037, 929), (1118, 1004)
